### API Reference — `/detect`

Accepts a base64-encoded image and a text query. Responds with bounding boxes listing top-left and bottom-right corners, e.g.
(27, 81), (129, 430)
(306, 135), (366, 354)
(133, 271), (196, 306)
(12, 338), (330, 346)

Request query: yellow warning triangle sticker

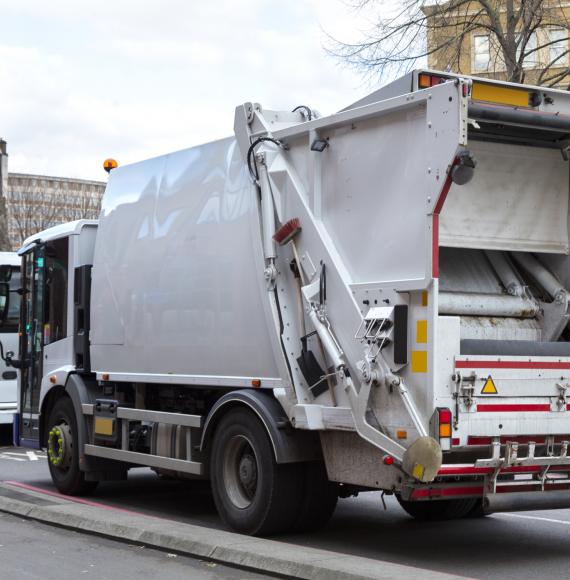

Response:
(481, 375), (498, 394)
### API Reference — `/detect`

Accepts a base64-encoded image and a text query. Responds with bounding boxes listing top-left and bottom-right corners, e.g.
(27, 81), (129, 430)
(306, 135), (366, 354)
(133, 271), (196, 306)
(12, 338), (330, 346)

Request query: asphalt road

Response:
(3, 425), (570, 579)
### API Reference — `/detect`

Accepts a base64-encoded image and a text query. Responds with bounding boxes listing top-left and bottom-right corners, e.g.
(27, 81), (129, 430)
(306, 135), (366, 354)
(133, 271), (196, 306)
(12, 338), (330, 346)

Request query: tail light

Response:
(436, 407), (452, 451)
(418, 73), (449, 89)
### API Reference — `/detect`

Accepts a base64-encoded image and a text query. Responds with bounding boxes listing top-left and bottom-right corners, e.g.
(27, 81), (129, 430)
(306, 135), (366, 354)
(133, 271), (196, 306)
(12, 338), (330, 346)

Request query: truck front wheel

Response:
(396, 495), (476, 521)
(46, 397), (98, 496)
(210, 407), (304, 536)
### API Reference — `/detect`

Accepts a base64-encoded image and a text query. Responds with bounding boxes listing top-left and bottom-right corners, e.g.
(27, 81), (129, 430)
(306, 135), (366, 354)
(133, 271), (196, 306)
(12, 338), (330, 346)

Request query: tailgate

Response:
(455, 355), (570, 438)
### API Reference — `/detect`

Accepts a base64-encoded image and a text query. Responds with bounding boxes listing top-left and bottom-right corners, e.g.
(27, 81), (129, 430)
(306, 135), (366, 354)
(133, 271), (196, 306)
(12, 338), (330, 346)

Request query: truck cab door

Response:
(18, 246), (45, 446)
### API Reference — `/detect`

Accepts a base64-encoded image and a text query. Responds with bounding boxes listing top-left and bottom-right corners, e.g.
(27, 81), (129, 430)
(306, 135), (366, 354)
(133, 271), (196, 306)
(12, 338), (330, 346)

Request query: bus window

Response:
(4, 269), (21, 333)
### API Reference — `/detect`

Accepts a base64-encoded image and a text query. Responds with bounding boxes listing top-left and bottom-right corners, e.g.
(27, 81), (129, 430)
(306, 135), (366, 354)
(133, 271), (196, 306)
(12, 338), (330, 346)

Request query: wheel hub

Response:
(223, 435), (259, 509)
(47, 423), (72, 469)
(238, 453), (257, 491)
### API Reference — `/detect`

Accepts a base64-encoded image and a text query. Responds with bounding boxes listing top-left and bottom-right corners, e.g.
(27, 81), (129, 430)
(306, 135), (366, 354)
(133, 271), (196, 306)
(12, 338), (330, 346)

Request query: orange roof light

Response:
(103, 158), (118, 173)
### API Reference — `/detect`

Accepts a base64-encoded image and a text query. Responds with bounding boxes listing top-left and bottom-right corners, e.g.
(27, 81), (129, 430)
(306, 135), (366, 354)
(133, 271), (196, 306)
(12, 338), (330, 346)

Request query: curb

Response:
(0, 483), (467, 580)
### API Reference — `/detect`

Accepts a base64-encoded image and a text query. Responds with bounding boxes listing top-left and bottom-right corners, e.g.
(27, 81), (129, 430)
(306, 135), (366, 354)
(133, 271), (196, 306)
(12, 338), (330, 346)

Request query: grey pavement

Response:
(0, 510), (267, 580)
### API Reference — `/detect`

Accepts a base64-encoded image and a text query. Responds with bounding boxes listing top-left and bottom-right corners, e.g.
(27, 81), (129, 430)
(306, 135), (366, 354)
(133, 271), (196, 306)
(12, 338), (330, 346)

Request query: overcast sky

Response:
(0, 1), (386, 181)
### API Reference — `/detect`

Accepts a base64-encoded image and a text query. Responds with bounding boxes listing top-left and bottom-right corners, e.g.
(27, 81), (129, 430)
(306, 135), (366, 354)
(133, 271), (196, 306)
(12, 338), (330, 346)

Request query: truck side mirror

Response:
(0, 282), (10, 325)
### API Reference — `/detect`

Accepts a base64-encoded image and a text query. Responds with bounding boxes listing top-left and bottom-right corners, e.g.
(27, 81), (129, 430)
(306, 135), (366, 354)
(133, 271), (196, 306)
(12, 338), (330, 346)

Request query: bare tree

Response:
(7, 181), (102, 248)
(0, 198), (12, 251)
(329, 1), (570, 87)
(59, 186), (102, 223)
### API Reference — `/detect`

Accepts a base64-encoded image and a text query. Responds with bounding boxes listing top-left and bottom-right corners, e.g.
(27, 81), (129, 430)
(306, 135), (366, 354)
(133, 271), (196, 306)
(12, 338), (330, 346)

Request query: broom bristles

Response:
(273, 218), (301, 246)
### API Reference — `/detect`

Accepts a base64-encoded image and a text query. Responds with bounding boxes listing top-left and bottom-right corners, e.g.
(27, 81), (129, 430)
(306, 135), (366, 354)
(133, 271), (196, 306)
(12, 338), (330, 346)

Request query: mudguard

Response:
(200, 389), (321, 464)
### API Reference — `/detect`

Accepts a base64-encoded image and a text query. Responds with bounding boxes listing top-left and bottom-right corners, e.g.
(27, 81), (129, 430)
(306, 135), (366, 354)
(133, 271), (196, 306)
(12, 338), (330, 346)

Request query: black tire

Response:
(292, 461), (338, 532)
(210, 408), (305, 536)
(46, 396), (98, 496)
(397, 495), (477, 521)
(463, 499), (488, 518)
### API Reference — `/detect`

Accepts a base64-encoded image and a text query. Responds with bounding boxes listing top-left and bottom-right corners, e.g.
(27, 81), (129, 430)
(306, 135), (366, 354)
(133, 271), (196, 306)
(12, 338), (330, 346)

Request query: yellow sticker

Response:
(481, 375), (498, 394)
(412, 463), (425, 480)
(411, 350), (428, 373)
(416, 320), (428, 343)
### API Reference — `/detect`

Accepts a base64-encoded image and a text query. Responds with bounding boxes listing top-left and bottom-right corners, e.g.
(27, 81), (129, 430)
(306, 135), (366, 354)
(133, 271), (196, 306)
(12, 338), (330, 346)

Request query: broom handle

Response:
(291, 239), (337, 406)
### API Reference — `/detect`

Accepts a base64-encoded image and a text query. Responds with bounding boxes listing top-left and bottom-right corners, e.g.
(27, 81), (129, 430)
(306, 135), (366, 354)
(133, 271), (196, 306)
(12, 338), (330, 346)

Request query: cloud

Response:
(0, 0), (375, 180)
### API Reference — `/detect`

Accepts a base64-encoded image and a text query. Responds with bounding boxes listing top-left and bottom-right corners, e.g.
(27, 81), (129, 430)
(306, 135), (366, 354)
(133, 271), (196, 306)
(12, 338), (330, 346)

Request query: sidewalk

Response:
(0, 481), (469, 580)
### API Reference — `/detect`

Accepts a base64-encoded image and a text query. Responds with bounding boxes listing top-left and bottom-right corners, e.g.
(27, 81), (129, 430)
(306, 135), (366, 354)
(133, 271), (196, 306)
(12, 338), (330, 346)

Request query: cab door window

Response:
(43, 238), (69, 345)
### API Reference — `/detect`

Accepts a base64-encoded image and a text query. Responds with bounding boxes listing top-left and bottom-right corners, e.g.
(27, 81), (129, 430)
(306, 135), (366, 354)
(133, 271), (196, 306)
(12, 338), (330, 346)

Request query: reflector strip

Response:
(468, 435), (570, 445)
(438, 463), (570, 475)
(410, 486), (484, 499)
(456, 360), (570, 370)
(411, 350), (428, 373)
(438, 466), (493, 476)
(476, 404), (551, 412)
(437, 465), (553, 476)
(411, 483), (570, 499)
(472, 82), (529, 107)
(432, 171), (454, 278)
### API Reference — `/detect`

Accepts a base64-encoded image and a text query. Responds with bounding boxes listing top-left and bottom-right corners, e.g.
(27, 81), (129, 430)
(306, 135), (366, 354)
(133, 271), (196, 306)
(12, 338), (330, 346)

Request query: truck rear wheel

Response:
(210, 407), (304, 536)
(396, 495), (476, 521)
(464, 499), (487, 518)
(47, 397), (98, 496)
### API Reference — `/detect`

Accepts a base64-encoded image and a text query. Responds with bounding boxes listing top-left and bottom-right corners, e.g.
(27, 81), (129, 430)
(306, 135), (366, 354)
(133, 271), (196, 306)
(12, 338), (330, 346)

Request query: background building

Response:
(424, 1), (570, 88)
(0, 140), (105, 250)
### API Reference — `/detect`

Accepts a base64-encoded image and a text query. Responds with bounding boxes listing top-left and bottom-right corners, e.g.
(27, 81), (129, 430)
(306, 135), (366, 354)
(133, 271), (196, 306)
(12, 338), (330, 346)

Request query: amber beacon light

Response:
(103, 158), (118, 173)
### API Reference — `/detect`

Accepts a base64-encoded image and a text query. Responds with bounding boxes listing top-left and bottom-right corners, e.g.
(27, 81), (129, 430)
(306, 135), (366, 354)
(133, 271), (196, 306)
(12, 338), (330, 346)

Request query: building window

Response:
(549, 28), (568, 66)
(474, 35), (490, 71)
(517, 32), (538, 68)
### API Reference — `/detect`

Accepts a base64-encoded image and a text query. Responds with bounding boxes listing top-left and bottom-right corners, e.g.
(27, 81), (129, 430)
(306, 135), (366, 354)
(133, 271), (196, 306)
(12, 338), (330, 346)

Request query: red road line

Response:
(4, 480), (163, 520)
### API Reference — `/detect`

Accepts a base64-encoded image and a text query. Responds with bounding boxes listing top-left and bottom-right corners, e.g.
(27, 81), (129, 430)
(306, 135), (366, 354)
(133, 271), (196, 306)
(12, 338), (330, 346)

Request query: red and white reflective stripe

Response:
(410, 485), (483, 499)
(456, 360), (570, 370)
(468, 435), (570, 445)
(437, 464), (570, 476)
(476, 403), (551, 412)
(437, 463), (570, 477)
(410, 482), (570, 499)
(438, 465), (493, 476)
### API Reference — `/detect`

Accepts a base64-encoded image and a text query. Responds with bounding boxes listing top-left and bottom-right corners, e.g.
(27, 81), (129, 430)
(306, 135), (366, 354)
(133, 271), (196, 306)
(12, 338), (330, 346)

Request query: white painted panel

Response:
(90, 139), (282, 381)
(321, 108), (429, 283)
(440, 141), (569, 253)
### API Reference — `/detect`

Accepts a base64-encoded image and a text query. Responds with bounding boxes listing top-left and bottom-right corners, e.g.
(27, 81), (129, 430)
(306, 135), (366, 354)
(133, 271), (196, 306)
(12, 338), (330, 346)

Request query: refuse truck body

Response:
(10, 69), (570, 534)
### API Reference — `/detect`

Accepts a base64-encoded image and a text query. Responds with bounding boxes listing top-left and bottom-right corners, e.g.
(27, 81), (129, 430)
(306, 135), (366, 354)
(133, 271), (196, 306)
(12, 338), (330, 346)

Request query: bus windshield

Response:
(4, 268), (21, 333)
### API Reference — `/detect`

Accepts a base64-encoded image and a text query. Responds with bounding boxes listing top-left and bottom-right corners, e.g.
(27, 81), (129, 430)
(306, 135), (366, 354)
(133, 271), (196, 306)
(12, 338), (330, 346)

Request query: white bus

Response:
(0, 252), (20, 428)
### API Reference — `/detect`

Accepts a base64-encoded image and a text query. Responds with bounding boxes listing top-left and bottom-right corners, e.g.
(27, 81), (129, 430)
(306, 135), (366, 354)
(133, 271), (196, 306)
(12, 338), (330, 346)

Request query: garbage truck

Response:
(8, 69), (570, 535)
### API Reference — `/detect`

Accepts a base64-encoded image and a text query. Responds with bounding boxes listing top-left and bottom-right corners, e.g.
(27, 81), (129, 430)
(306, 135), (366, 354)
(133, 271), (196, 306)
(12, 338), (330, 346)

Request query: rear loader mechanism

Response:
(235, 98), (448, 484)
